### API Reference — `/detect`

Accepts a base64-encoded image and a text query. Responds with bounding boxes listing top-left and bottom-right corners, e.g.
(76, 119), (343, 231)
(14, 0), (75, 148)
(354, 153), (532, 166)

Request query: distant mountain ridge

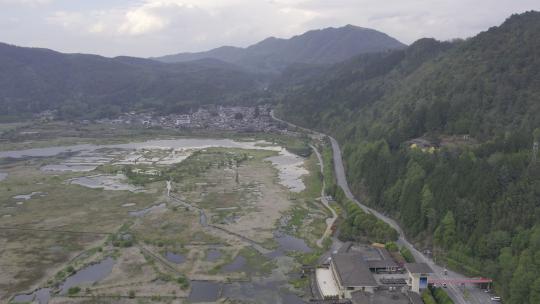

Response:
(155, 25), (406, 72)
(0, 42), (262, 119)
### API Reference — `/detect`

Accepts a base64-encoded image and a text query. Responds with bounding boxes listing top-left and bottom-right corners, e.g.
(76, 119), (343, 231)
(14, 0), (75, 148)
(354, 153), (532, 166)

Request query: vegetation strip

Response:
(0, 226), (112, 235)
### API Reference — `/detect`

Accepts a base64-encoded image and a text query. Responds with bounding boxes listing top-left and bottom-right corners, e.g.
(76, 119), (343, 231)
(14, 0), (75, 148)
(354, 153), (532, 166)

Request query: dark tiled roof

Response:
(407, 291), (424, 304)
(378, 248), (394, 261)
(351, 291), (370, 304)
(367, 259), (398, 269)
(352, 291), (411, 304)
(332, 253), (377, 287)
(338, 242), (353, 253)
(405, 263), (433, 274)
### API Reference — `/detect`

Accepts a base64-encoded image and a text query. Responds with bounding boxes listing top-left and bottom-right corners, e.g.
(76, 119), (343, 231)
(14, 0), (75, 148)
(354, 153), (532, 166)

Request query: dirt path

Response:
(310, 145), (338, 248)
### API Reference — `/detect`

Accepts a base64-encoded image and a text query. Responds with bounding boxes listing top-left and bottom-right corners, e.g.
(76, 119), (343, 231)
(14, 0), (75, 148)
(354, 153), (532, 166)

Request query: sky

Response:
(0, 0), (539, 58)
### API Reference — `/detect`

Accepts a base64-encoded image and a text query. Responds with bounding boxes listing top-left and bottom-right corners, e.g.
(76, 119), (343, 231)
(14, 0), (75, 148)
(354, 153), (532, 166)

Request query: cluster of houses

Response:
(316, 243), (433, 304)
(97, 105), (287, 133)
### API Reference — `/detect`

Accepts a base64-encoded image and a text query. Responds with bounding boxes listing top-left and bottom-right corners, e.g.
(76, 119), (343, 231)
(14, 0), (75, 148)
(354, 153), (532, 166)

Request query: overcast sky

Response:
(0, 0), (539, 57)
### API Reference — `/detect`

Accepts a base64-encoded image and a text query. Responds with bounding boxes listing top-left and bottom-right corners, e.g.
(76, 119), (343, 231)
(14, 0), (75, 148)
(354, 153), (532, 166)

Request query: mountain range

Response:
(154, 25), (406, 73)
(0, 43), (265, 119)
(0, 24), (405, 120)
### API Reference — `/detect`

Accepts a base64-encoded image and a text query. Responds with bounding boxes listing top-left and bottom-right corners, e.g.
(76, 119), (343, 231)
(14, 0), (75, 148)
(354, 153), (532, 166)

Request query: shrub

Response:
(400, 246), (415, 263)
(176, 275), (190, 290)
(385, 242), (399, 252)
(68, 286), (81, 295)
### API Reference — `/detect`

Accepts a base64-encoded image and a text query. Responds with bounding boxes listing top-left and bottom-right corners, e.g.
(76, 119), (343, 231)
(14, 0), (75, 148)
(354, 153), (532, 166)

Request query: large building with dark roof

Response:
(330, 253), (378, 297)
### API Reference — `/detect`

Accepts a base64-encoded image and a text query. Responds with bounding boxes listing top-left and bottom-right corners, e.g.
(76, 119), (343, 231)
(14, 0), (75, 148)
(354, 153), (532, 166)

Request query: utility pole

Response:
(533, 128), (540, 163)
(533, 141), (538, 163)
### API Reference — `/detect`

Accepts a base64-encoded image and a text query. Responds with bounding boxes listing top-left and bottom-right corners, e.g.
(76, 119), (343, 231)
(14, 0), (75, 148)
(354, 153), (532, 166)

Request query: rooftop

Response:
(367, 259), (398, 269)
(405, 263), (433, 274)
(351, 290), (411, 304)
(332, 253), (377, 287)
(316, 267), (340, 298)
(407, 291), (424, 304)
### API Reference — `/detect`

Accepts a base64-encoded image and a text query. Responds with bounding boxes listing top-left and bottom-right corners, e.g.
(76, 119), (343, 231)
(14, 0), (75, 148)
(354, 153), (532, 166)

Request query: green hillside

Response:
(277, 11), (540, 303)
(0, 43), (262, 121)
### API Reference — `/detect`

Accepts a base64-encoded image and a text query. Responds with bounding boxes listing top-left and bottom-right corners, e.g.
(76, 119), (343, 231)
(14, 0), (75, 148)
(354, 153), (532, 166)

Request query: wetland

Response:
(1, 122), (331, 304)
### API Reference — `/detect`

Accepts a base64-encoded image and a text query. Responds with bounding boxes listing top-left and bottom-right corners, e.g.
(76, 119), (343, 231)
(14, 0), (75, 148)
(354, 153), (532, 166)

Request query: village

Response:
(95, 105), (288, 134)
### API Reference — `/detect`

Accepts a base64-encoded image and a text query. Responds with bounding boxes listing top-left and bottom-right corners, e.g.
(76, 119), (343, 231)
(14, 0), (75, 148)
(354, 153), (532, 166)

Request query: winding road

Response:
(271, 111), (493, 304)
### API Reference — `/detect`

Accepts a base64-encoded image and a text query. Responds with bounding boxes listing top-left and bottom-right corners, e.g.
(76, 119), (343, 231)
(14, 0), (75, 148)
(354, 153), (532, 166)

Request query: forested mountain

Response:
(0, 43), (262, 120)
(276, 11), (540, 303)
(0, 24), (405, 121)
(155, 25), (406, 73)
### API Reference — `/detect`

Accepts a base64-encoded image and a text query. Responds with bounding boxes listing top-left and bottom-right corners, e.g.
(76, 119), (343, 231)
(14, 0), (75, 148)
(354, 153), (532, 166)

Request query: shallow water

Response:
(0, 138), (307, 192)
(275, 233), (312, 253)
(188, 281), (222, 303)
(59, 257), (114, 294)
(0, 172), (7, 181)
(164, 252), (186, 264)
(129, 203), (166, 217)
(206, 248), (222, 262)
(0, 139), (280, 159)
(266, 149), (308, 192)
(69, 174), (143, 192)
(199, 210), (208, 226)
(222, 281), (305, 304)
(12, 192), (46, 201)
(266, 232), (313, 259)
(222, 255), (247, 273)
(12, 288), (51, 304)
(41, 164), (97, 172)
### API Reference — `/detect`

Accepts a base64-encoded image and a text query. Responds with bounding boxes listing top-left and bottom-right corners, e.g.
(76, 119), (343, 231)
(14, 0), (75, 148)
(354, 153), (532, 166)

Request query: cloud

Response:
(0, 0), (52, 5)
(118, 6), (167, 35)
(1, 0), (539, 57)
(47, 11), (84, 28)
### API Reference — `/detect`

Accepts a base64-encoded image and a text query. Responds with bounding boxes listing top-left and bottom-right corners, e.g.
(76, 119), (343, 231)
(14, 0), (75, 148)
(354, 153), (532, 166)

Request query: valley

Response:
(0, 7), (539, 304)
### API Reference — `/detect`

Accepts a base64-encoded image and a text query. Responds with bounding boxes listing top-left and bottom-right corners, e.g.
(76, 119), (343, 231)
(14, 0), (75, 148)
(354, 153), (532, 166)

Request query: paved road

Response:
(271, 111), (493, 304)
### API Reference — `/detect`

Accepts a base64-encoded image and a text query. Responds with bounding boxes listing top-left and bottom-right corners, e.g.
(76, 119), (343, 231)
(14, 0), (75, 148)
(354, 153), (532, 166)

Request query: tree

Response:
(434, 211), (456, 250)
(509, 250), (535, 304)
(398, 160), (426, 234)
(420, 185), (436, 231)
(530, 278), (540, 304)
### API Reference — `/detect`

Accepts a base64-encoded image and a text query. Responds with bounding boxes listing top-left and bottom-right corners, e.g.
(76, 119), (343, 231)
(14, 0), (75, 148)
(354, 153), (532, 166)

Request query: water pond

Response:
(12, 192), (46, 201)
(206, 248), (222, 262)
(266, 232), (313, 259)
(59, 257), (114, 294)
(164, 252), (186, 264)
(188, 281), (222, 303)
(12, 288), (51, 304)
(68, 174), (144, 192)
(128, 203), (166, 217)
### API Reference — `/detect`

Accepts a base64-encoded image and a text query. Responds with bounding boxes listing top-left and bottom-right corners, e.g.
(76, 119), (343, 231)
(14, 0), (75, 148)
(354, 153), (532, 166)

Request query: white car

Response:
(491, 296), (501, 302)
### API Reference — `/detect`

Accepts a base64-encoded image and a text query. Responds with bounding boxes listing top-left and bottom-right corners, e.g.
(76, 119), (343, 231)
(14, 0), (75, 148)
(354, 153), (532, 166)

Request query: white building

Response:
(405, 263), (433, 293)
